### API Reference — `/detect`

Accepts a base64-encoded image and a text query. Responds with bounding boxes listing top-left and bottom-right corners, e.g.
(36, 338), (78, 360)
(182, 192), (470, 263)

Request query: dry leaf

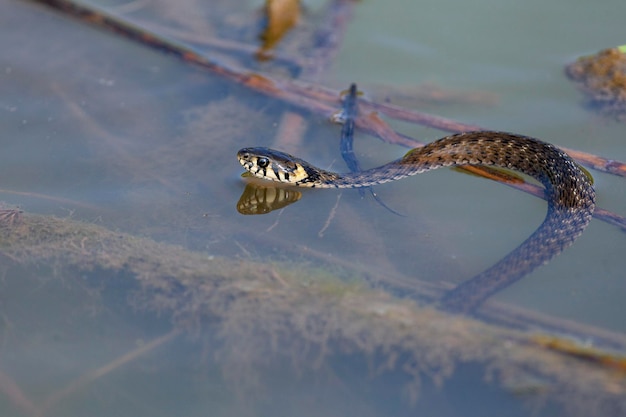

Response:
(257, 0), (300, 60)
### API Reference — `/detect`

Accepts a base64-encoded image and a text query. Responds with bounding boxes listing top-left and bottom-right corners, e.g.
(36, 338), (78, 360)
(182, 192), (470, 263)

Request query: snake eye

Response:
(257, 157), (269, 168)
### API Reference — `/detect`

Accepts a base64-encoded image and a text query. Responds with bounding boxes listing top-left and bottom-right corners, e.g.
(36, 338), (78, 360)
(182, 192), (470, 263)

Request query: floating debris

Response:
(566, 46), (626, 120)
(257, 0), (301, 60)
(532, 334), (626, 373)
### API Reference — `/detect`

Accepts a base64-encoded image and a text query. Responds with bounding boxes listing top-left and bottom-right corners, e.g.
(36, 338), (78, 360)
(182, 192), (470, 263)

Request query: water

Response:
(335, 0), (626, 328)
(1, 0), (626, 416)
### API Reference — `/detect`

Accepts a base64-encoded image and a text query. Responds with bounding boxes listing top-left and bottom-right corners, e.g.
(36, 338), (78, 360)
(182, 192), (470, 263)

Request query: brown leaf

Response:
(257, 0), (300, 61)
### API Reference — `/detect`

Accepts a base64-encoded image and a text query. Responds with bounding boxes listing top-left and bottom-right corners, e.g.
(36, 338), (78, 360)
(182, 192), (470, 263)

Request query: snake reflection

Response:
(237, 131), (596, 313)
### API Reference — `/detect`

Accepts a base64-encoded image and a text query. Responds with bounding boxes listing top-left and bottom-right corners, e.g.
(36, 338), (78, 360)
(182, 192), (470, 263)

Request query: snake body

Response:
(237, 131), (596, 313)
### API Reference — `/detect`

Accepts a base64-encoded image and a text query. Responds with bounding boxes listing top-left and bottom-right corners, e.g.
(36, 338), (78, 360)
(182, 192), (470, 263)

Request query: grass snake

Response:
(237, 131), (596, 313)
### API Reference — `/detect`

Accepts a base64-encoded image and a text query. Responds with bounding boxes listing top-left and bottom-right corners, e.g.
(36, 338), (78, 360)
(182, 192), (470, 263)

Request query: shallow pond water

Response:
(1, 0), (626, 416)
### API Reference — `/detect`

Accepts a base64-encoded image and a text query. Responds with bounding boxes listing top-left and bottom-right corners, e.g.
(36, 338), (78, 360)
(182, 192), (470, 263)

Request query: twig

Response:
(40, 329), (180, 414)
(30, 0), (626, 179)
(353, 109), (626, 230)
(0, 188), (101, 211)
(338, 84), (403, 215)
(362, 99), (626, 177)
(317, 193), (342, 237)
(24, 0), (626, 239)
(23, 0), (626, 230)
(137, 21), (305, 75)
(0, 368), (38, 417)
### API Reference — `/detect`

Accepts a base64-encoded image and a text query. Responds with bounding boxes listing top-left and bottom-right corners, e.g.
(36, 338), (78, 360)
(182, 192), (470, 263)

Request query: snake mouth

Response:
(238, 157), (253, 170)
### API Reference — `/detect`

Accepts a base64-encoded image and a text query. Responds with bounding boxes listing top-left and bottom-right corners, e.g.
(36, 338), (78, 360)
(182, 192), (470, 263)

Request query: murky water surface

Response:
(1, 0), (625, 416)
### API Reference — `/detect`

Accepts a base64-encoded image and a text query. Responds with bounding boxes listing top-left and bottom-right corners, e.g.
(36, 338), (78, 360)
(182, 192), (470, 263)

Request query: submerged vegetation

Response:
(566, 46), (626, 120)
(1, 213), (625, 413)
(2, 0), (626, 415)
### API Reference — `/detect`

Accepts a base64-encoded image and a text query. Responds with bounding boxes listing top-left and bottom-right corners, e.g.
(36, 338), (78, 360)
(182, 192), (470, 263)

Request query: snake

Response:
(237, 131), (596, 313)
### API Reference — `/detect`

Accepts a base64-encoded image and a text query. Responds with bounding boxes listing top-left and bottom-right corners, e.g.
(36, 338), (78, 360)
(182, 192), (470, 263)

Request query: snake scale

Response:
(237, 131), (596, 313)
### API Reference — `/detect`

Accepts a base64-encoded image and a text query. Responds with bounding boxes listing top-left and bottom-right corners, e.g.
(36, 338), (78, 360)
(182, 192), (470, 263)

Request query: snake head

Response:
(237, 147), (310, 184)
